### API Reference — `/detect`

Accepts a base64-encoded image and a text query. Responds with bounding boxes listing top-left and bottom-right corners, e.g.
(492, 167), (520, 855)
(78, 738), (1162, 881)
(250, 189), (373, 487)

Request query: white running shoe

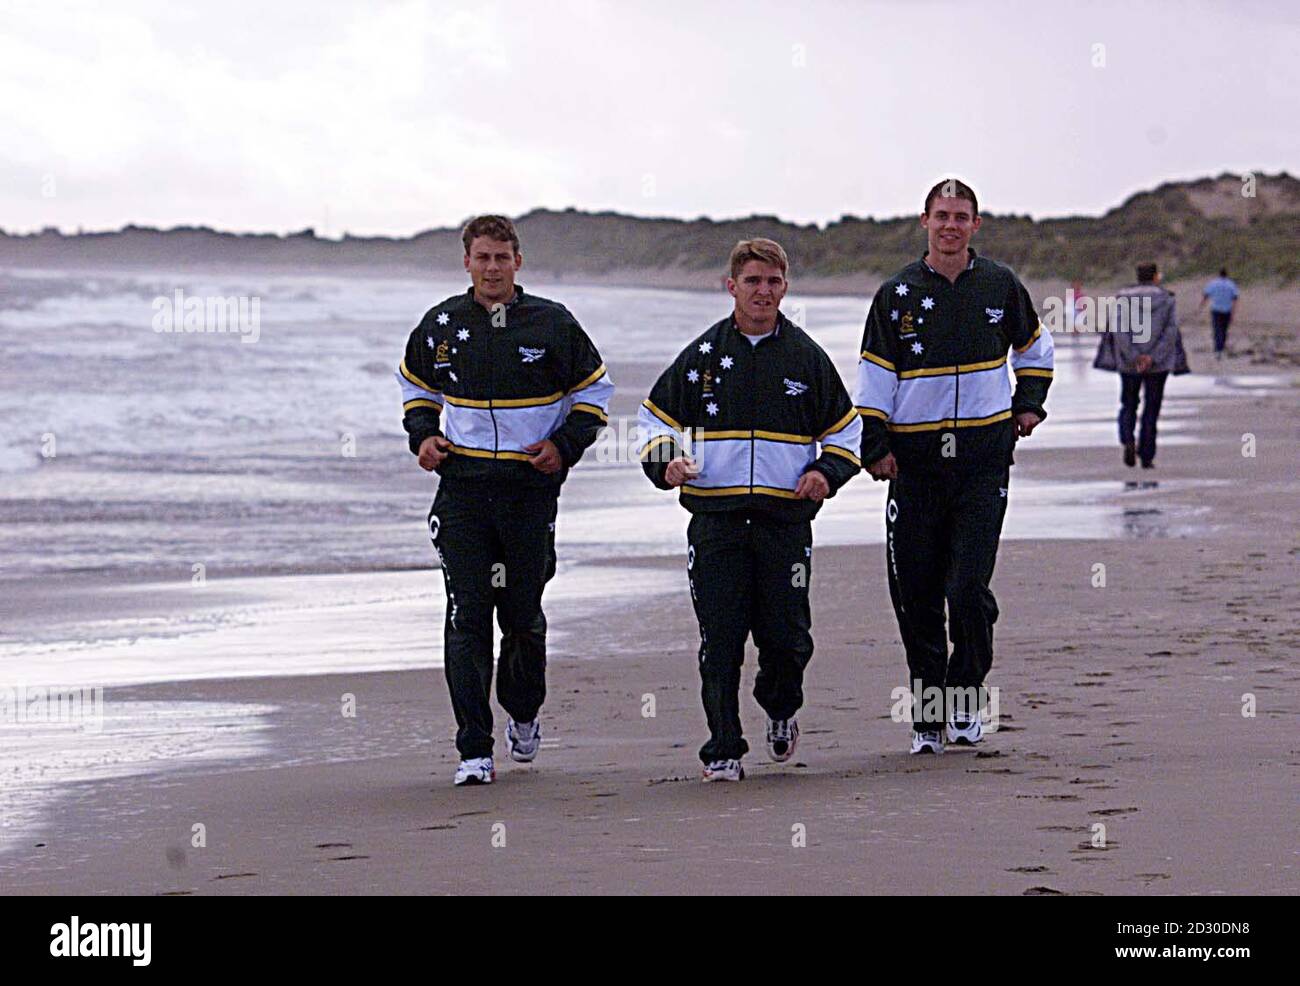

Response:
(702, 759), (744, 782)
(506, 718), (541, 763)
(946, 711), (984, 746)
(909, 730), (945, 755)
(454, 756), (495, 786)
(766, 718), (799, 762)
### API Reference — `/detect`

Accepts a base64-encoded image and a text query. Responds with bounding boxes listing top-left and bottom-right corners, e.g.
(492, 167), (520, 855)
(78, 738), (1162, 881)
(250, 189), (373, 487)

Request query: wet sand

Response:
(2, 351), (1295, 895)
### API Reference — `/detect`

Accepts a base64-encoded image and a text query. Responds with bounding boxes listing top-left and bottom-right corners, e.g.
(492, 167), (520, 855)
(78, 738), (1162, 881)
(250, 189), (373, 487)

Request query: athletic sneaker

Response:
(506, 718), (541, 763)
(909, 730), (945, 755)
(702, 759), (744, 782)
(766, 718), (799, 762)
(946, 711), (984, 746)
(454, 756), (495, 786)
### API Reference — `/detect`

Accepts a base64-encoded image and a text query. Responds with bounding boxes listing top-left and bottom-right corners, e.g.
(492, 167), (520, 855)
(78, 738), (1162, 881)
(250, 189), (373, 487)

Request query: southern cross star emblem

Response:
(911, 341), (924, 355)
(719, 355), (734, 370)
(706, 401), (719, 416)
(890, 309), (899, 322)
(426, 335), (436, 349)
(895, 283), (909, 297)
(687, 369), (700, 383)
(921, 297), (935, 310)
(436, 313), (450, 326)
(457, 328), (470, 342)
(699, 341), (713, 354)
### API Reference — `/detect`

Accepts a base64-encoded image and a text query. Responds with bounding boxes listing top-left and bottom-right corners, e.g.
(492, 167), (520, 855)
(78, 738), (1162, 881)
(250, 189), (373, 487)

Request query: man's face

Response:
(728, 260), (787, 326)
(921, 196), (981, 259)
(464, 236), (522, 303)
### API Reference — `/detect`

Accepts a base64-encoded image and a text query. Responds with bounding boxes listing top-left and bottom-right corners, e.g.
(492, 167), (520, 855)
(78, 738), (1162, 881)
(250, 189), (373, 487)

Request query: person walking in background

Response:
(1199, 267), (1240, 359)
(1094, 262), (1189, 469)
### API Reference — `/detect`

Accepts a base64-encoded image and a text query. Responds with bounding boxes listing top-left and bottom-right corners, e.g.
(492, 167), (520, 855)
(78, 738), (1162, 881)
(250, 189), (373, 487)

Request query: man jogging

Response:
(854, 180), (1053, 754)
(397, 215), (613, 786)
(1094, 261), (1190, 468)
(638, 238), (861, 782)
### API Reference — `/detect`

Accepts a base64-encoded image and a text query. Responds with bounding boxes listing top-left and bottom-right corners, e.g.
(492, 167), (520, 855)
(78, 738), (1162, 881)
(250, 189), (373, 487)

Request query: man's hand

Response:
(1134, 354), (1153, 373)
(866, 452), (898, 481)
(663, 456), (700, 488)
(417, 435), (452, 471)
(1014, 411), (1042, 437)
(524, 439), (564, 474)
(795, 469), (830, 501)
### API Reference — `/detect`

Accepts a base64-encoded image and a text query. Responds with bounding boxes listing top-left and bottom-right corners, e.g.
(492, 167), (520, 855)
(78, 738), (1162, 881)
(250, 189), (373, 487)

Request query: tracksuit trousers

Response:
(884, 467), (1009, 730)
(429, 480), (557, 759)
(686, 510), (814, 763)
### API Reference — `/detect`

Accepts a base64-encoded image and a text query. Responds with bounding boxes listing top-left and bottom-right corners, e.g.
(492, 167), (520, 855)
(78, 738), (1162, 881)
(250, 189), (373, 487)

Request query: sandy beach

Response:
(2, 344), (1295, 896)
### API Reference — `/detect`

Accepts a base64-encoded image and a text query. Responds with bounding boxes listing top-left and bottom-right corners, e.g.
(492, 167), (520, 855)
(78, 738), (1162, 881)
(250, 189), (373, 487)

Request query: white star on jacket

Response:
(436, 313), (450, 325)
(890, 309), (899, 321)
(687, 369), (700, 383)
(911, 341), (924, 355)
(706, 401), (719, 416)
(457, 328), (470, 342)
(895, 284), (909, 297)
(719, 355), (734, 370)
(426, 335), (436, 349)
(921, 296), (935, 310)
(699, 341), (713, 354)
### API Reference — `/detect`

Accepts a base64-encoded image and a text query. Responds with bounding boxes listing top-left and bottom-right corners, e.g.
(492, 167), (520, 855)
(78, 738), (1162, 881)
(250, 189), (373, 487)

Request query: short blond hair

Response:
(729, 238), (789, 280)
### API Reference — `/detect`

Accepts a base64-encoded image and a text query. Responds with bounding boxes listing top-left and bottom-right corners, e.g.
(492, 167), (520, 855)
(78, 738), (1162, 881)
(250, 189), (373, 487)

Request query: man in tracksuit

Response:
(397, 215), (613, 786)
(639, 238), (861, 782)
(854, 180), (1053, 754)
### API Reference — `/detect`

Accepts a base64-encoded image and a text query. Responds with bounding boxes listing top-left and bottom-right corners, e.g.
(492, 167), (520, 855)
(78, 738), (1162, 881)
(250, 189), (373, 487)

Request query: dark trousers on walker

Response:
(686, 511), (814, 763)
(885, 467), (1009, 731)
(430, 480), (557, 759)
(1119, 371), (1168, 466)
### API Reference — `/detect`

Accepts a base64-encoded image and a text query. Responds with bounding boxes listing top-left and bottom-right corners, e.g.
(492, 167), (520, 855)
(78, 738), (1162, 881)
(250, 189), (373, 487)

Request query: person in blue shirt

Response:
(1199, 268), (1239, 359)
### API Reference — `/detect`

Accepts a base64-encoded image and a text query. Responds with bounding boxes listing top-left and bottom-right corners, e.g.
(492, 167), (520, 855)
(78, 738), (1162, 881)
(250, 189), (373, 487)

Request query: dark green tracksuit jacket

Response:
(397, 286), (613, 759)
(853, 251), (1054, 729)
(639, 312), (861, 762)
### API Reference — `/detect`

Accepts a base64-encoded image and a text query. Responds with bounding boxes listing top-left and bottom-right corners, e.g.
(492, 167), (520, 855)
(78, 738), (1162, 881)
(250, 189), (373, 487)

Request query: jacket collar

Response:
(921, 248), (977, 276)
(727, 310), (787, 344)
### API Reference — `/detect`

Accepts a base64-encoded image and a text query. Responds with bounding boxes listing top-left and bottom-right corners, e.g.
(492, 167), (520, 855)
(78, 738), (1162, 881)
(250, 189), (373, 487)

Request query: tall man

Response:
(855, 180), (1053, 754)
(397, 215), (613, 786)
(639, 238), (861, 781)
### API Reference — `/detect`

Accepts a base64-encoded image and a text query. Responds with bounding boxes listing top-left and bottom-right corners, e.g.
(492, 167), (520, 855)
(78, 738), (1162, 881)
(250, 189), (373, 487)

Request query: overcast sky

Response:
(2, 0), (1296, 235)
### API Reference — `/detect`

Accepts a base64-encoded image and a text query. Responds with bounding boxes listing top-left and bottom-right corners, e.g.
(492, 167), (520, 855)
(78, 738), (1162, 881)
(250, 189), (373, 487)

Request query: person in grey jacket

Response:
(1094, 262), (1189, 468)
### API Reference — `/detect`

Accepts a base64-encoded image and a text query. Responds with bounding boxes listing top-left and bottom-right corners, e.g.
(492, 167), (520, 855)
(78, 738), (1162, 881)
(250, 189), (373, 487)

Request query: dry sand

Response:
(2, 356), (1296, 896)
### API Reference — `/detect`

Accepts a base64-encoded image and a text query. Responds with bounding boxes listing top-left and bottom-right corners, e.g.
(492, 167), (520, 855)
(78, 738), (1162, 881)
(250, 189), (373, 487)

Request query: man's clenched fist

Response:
(417, 435), (452, 471)
(663, 456), (700, 488)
